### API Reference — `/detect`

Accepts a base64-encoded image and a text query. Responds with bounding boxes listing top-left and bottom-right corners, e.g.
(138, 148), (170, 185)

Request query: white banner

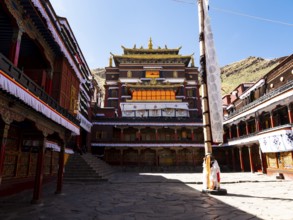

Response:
(203, 0), (223, 143)
(0, 71), (80, 135)
(259, 130), (293, 153)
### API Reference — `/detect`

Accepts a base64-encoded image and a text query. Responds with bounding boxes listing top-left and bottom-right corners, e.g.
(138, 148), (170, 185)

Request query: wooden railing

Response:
(0, 53), (79, 126)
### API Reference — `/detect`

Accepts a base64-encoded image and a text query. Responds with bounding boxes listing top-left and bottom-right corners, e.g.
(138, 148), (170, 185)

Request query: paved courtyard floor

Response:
(0, 172), (292, 220)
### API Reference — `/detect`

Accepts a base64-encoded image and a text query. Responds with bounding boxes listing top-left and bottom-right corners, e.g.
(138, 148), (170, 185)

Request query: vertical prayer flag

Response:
(203, 0), (223, 143)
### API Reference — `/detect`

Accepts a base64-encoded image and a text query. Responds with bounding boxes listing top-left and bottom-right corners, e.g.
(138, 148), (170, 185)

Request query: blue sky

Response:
(50, 0), (293, 69)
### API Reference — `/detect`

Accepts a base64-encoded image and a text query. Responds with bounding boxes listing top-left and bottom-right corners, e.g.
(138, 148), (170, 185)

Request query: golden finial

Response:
(148, 37), (153, 49)
(109, 56), (113, 67)
(191, 56), (195, 67)
(133, 44), (136, 49)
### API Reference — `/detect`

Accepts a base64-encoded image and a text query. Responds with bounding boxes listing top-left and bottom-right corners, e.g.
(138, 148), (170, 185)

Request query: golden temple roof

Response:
(111, 39), (192, 67)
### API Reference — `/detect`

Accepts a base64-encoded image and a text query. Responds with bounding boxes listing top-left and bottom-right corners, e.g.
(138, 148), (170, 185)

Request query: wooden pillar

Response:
(191, 129), (195, 141)
(55, 143), (65, 194)
(270, 111), (275, 128)
(225, 150), (229, 167)
(259, 147), (266, 174)
(120, 149), (124, 166)
(137, 149), (141, 167)
(255, 116), (260, 132)
(155, 128), (159, 141)
(231, 148), (236, 171)
(288, 105), (293, 124)
(136, 128), (141, 141)
(192, 149), (196, 167)
(175, 149), (179, 167)
(0, 123), (11, 184)
(31, 134), (47, 204)
(56, 132), (68, 195)
(248, 146), (255, 173)
(45, 69), (53, 96)
(120, 128), (124, 141)
(174, 129), (178, 141)
(245, 121), (249, 135)
(9, 28), (23, 66)
(238, 147), (245, 172)
(155, 149), (159, 167)
(236, 125), (240, 138)
(229, 126), (232, 139)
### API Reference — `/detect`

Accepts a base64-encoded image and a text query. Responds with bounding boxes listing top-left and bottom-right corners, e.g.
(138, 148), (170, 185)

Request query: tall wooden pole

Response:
(197, 0), (213, 190)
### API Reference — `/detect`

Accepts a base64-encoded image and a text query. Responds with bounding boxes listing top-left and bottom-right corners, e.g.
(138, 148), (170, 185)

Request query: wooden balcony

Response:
(0, 53), (79, 126)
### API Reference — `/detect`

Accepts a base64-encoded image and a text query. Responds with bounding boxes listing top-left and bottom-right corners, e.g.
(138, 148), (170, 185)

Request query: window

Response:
(187, 89), (193, 97)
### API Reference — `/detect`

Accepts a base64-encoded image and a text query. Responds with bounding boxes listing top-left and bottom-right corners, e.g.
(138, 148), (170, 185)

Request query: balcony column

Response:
(9, 27), (24, 66)
(155, 128), (159, 141)
(45, 69), (53, 96)
(174, 148), (179, 167)
(31, 132), (48, 204)
(270, 111), (275, 128)
(191, 129), (195, 141)
(135, 127), (142, 141)
(231, 148), (236, 171)
(0, 122), (11, 184)
(120, 128), (124, 141)
(238, 147), (245, 172)
(236, 125), (240, 138)
(119, 149), (124, 166)
(174, 128), (178, 141)
(155, 149), (160, 167)
(255, 114), (260, 132)
(229, 126), (232, 139)
(259, 147), (266, 174)
(225, 149), (230, 168)
(137, 149), (142, 167)
(248, 146), (255, 173)
(288, 104), (293, 124)
(56, 132), (70, 195)
(245, 121), (249, 135)
(192, 149), (196, 167)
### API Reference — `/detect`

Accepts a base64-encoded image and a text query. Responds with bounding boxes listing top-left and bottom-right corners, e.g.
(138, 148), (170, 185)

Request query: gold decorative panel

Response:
(266, 153), (277, 168)
(146, 71), (159, 78)
(281, 152), (293, 169)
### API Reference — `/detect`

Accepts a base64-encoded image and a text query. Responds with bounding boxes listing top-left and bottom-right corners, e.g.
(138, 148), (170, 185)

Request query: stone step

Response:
(64, 153), (116, 182)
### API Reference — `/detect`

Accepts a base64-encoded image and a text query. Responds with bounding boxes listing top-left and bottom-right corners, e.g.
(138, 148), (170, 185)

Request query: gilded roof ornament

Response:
(191, 56), (195, 67)
(133, 44), (136, 49)
(109, 56), (113, 67)
(148, 37), (153, 49)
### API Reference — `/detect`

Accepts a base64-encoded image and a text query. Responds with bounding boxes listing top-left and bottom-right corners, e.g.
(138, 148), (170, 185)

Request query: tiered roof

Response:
(111, 38), (193, 66)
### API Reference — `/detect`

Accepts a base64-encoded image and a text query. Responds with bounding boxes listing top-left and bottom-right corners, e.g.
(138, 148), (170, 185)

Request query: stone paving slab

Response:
(0, 172), (292, 220)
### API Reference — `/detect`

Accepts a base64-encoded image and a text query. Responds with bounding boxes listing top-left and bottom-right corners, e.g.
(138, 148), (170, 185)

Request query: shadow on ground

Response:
(0, 172), (261, 220)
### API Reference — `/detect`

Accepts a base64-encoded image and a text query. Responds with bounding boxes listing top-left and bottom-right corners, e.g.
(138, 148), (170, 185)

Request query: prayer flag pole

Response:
(197, 0), (227, 195)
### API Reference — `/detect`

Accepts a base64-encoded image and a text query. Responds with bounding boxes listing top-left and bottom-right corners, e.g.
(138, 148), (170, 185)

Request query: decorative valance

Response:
(0, 70), (80, 135)
(121, 102), (189, 111)
(77, 113), (92, 132)
(45, 141), (74, 154)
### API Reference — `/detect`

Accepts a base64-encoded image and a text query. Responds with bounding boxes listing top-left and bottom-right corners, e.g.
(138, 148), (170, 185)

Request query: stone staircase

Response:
(64, 153), (115, 183)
